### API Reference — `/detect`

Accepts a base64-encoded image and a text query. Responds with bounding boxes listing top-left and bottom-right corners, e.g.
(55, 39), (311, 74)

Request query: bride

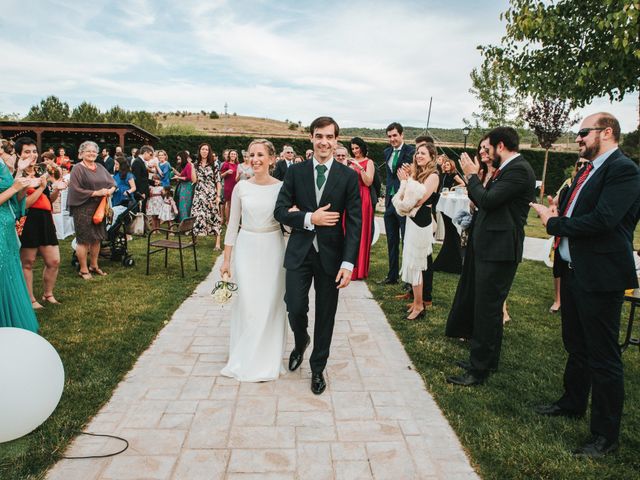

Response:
(220, 139), (287, 382)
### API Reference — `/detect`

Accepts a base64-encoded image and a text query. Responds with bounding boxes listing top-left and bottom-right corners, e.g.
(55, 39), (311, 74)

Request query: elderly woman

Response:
(67, 141), (116, 279)
(0, 137), (39, 331)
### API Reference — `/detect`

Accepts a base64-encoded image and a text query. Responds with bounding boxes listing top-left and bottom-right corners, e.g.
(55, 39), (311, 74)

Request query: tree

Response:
(71, 101), (104, 122)
(480, 0), (640, 126)
(130, 111), (160, 134)
(621, 128), (639, 161)
(24, 95), (70, 121)
(469, 62), (524, 128)
(0, 112), (20, 121)
(209, 111), (219, 119)
(523, 98), (579, 200)
(104, 105), (131, 123)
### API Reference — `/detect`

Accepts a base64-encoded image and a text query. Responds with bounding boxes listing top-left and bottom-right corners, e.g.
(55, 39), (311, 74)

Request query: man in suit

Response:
(101, 148), (115, 174)
(274, 116), (362, 395)
(447, 127), (535, 386)
(380, 122), (415, 284)
(272, 145), (295, 180)
(530, 112), (640, 457)
(131, 145), (153, 212)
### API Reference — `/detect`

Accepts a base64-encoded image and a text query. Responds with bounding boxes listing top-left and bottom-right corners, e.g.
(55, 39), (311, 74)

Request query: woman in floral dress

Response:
(191, 143), (222, 248)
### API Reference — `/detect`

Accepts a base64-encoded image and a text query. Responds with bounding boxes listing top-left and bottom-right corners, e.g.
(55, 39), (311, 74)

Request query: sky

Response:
(1, 0), (637, 132)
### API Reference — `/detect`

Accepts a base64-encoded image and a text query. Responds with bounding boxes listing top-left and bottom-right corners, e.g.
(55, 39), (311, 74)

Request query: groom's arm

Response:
(274, 166), (307, 230)
(343, 169), (362, 265)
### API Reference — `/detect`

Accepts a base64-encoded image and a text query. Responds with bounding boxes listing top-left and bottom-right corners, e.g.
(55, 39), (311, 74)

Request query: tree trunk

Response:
(540, 148), (549, 202)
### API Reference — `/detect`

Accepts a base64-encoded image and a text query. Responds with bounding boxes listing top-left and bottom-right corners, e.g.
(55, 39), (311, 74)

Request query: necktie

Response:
(553, 162), (593, 249)
(491, 168), (501, 180)
(389, 150), (400, 195)
(316, 164), (327, 189)
(391, 149), (400, 172)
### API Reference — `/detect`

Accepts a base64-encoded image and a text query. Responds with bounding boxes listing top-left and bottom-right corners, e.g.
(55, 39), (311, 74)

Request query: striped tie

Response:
(553, 162), (593, 249)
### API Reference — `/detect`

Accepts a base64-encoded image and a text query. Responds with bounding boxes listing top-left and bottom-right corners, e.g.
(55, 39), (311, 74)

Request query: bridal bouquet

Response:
(211, 273), (238, 306)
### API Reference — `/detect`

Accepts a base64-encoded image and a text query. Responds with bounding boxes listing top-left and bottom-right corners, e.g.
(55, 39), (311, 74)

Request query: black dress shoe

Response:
(311, 371), (326, 395)
(446, 372), (485, 386)
(533, 403), (584, 419)
(377, 277), (398, 285)
(573, 435), (619, 457)
(288, 334), (310, 372)
(454, 359), (497, 373)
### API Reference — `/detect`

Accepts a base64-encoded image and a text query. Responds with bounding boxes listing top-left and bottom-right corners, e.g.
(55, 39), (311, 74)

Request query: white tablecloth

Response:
(436, 193), (470, 234)
(52, 187), (75, 239)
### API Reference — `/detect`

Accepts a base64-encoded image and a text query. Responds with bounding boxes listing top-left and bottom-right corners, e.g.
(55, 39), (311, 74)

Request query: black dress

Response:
(432, 174), (462, 274)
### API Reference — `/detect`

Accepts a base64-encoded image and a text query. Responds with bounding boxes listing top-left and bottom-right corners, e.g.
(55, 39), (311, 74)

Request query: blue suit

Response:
(383, 143), (415, 281)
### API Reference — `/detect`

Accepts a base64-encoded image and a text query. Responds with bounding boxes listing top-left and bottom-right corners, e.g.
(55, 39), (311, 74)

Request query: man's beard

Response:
(491, 153), (501, 169)
(580, 136), (600, 160)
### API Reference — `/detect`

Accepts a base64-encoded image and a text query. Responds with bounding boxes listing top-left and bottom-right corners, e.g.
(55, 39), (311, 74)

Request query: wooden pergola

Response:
(0, 121), (158, 154)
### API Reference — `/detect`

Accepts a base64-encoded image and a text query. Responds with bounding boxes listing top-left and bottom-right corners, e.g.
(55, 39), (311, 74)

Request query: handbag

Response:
(92, 197), (107, 224)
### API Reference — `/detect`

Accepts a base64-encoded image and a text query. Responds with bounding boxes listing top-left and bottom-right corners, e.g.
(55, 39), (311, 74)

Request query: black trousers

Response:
(383, 201), (406, 281)
(285, 249), (339, 373)
(421, 254), (434, 301)
(469, 258), (518, 376)
(556, 261), (624, 442)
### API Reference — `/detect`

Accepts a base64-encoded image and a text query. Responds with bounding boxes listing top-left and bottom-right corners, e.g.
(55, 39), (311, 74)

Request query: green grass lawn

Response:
(366, 241), (639, 480)
(0, 234), (220, 480)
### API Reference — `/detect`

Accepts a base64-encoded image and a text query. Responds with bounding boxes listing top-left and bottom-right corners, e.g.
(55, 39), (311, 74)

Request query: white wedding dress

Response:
(220, 180), (288, 382)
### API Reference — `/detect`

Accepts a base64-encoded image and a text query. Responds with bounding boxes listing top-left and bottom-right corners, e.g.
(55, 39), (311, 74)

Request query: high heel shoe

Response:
(549, 304), (560, 314)
(407, 308), (425, 321)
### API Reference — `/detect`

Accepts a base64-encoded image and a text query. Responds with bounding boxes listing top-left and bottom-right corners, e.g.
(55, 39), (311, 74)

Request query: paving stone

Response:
(296, 442), (333, 480)
(228, 449), (296, 473)
(172, 449), (229, 479)
(233, 396), (277, 426)
(334, 461), (373, 480)
(366, 441), (417, 479)
(102, 456), (177, 479)
(228, 426), (295, 449)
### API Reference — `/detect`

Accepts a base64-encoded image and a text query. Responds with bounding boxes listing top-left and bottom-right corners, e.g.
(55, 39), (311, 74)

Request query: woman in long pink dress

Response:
(348, 137), (375, 280)
(220, 150), (239, 225)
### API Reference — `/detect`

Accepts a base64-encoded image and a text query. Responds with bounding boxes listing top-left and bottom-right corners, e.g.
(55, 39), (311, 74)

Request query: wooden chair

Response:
(146, 217), (198, 278)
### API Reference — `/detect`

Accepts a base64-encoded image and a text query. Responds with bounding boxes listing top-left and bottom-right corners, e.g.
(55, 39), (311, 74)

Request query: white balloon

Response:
(0, 328), (65, 443)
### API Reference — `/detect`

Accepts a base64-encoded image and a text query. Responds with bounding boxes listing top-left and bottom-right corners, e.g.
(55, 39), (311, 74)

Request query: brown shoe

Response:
(395, 292), (412, 300)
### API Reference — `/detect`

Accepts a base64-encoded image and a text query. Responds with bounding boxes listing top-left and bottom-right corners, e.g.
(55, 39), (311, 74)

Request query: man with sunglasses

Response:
(530, 112), (640, 457)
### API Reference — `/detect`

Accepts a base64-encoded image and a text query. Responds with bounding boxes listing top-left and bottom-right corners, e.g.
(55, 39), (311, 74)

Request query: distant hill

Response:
(156, 112), (579, 150)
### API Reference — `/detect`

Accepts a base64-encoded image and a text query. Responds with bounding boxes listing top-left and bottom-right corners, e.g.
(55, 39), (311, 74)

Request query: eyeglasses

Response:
(576, 161), (589, 167)
(577, 127), (605, 138)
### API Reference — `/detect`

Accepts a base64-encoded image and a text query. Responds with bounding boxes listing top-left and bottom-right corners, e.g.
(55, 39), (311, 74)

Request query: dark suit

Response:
(546, 148), (640, 442)
(274, 160), (362, 373)
(457, 155), (536, 376)
(131, 156), (149, 197)
(272, 159), (290, 181)
(103, 156), (115, 174)
(383, 143), (415, 280)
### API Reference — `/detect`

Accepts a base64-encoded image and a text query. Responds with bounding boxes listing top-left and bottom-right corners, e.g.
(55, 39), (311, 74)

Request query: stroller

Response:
(71, 192), (143, 269)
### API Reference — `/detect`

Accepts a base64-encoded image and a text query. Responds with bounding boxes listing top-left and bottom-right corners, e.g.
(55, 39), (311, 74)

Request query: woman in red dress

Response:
(348, 137), (375, 280)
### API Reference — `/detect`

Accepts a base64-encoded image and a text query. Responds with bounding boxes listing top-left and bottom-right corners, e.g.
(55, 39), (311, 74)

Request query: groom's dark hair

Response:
(310, 116), (339, 137)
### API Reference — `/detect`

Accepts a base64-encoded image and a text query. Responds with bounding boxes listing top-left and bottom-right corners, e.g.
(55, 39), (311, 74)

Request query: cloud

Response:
(0, 0), (636, 131)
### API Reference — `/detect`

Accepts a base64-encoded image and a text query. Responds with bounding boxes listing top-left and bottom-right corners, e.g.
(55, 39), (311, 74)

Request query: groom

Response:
(274, 116), (362, 394)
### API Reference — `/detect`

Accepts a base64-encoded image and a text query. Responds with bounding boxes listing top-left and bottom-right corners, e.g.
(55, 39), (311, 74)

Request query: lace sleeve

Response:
(224, 183), (242, 246)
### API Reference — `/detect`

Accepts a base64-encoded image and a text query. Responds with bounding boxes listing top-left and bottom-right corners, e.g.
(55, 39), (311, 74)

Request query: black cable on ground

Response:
(60, 432), (129, 460)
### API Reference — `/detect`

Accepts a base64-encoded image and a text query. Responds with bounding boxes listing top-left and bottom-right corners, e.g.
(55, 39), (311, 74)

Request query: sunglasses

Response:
(577, 127), (605, 138)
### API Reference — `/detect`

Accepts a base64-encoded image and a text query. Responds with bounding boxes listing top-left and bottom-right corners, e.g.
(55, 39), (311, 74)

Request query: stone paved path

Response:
(47, 258), (478, 480)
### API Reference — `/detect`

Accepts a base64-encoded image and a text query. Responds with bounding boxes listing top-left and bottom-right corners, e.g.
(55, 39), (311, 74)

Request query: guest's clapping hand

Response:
(459, 152), (479, 176)
(11, 176), (31, 192)
(397, 164), (410, 181)
(16, 157), (34, 173)
(311, 204), (340, 226)
(529, 197), (558, 227)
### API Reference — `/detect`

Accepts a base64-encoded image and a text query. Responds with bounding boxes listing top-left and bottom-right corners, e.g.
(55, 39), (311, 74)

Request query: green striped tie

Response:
(316, 164), (327, 189)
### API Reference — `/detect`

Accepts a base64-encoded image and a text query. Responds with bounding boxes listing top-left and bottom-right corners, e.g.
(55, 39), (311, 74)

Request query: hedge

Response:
(155, 134), (578, 195)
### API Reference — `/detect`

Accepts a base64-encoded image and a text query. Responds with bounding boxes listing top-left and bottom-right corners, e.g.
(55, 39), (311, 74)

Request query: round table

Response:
(436, 193), (470, 233)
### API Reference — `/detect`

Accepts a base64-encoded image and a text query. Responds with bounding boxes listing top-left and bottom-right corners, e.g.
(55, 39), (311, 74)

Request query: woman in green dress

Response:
(0, 137), (40, 332)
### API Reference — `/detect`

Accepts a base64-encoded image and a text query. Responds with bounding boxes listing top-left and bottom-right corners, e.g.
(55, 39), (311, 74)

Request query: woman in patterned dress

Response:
(191, 143), (222, 248)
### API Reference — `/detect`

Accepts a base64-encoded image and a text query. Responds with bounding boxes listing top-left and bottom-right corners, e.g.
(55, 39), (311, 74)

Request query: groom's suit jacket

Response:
(274, 159), (362, 276)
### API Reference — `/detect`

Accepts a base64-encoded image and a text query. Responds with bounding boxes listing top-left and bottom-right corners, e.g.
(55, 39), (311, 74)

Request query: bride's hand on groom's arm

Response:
(335, 268), (352, 289)
(311, 203), (340, 226)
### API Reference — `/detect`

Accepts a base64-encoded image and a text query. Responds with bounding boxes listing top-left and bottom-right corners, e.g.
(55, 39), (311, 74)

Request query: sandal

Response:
(89, 267), (107, 276)
(42, 294), (61, 305)
(407, 307), (425, 321)
(78, 270), (92, 280)
(31, 300), (44, 310)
